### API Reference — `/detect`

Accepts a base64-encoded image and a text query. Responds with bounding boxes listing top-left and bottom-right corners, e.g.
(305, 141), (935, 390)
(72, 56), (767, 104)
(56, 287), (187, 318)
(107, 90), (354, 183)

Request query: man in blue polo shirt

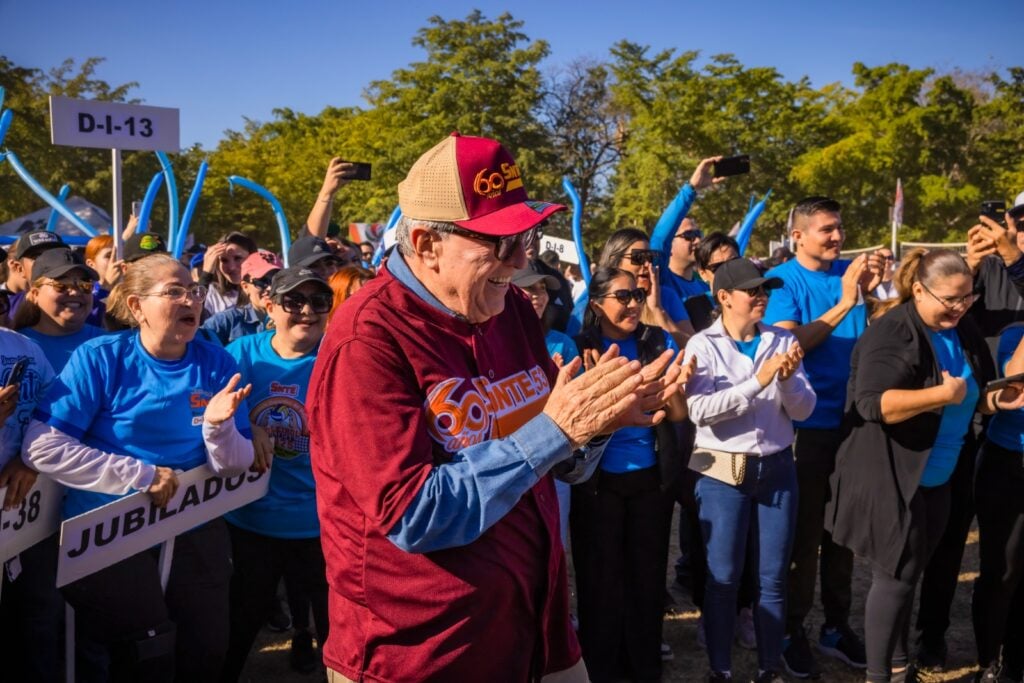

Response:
(763, 196), (882, 678)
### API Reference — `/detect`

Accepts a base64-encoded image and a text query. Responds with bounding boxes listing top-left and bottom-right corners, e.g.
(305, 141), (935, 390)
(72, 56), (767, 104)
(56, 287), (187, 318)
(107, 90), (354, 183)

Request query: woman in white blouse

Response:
(684, 258), (816, 683)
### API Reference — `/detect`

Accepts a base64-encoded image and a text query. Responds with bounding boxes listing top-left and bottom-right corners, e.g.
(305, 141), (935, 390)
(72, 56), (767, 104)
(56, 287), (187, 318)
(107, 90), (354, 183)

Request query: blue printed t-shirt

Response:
(223, 331), (320, 539)
(598, 331), (679, 473)
(763, 258), (867, 429)
(21, 324), (106, 374)
(921, 328), (979, 486)
(986, 324), (1024, 452)
(35, 331), (252, 519)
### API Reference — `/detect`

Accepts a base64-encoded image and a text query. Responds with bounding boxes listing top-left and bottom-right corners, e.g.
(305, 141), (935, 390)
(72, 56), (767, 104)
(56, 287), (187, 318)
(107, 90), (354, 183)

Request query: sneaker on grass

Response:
(782, 627), (821, 679)
(818, 623), (867, 669)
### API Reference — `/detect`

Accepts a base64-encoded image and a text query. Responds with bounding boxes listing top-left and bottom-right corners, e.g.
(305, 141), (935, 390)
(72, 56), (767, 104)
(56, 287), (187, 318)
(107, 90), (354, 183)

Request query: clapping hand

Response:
(776, 344), (805, 382)
(204, 374), (252, 426)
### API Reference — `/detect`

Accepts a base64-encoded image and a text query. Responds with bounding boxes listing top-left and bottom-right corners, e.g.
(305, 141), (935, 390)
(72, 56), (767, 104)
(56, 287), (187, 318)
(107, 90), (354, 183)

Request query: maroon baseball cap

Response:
(398, 132), (565, 237)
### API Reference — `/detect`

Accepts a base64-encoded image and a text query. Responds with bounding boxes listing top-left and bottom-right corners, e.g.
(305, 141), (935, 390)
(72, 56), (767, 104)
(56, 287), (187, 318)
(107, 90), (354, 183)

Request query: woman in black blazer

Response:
(826, 249), (1024, 682)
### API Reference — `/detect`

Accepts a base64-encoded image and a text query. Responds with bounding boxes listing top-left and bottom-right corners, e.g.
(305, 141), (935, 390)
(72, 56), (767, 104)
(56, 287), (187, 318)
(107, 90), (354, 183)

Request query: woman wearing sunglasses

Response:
(684, 258), (814, 683)
(12, 247), (106, 373)
(571, 265), (691, 683)
(826, 249), (1024, 683)
(23, 253), (254, 682)
(220, 267), (332, 680)
(570, 228), (692, 346)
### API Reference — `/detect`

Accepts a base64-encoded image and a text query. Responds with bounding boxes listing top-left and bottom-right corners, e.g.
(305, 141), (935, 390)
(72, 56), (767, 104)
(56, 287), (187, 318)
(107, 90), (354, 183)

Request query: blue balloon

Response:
(227, 175), (291, 266)
(46, 184), (72, 232)
(736, 189), (772, 257)
(174, 161), (209, 258)
(156, 152), (180, 250)
(372, 206), (402, 267)
(561, 176), (591, 285)
(136, 172), (165, 235)
(0, 109), (12, 149)
(1, 152), (98, 237)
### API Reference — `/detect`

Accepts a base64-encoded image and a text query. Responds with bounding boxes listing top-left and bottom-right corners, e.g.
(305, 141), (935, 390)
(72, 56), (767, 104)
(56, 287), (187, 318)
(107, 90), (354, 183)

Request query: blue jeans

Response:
(696, 448), (798, 673)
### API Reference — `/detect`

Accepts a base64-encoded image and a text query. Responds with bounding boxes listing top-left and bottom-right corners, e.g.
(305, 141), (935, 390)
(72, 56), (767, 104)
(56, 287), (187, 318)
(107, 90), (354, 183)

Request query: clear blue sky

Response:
(4, 0), (1022, 150)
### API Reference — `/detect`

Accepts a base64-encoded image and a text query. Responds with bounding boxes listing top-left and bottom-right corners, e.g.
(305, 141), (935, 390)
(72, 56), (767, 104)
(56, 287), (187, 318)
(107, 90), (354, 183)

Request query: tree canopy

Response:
(2, 11), (1022, 254)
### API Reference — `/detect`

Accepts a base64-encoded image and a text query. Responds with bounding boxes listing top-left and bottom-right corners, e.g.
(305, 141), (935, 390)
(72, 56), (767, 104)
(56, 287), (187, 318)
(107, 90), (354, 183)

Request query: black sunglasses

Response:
(447, 226), (539, 261)
(706, 257), (738, 273)
(600, 288), (647, 305)
(735, 285), (769, 298)
(278, 291), (333, 314)
(627, 249), (661, 266)
(675, 229), (703, 241)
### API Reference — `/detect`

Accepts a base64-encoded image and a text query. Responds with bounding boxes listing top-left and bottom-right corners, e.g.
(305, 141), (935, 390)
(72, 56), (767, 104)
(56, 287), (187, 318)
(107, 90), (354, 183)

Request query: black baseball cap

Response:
(288, 235), (338, 269)
(268, 267), (331, 298)
(124, 232), (168, 262)
(31, 247), (99, 281)
(712, 258), (783, 296)
(512, 261), (560, 290)
(13, 230), (65, 259)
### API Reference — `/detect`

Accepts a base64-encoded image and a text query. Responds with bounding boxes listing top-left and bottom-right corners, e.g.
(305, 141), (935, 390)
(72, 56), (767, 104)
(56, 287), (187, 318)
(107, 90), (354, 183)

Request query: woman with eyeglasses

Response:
(825, 249), (1024, 683)
(571, 265), (691, 683)
(683, 258), (814, 683)
(220, 267), (333, 680)
(23, 253), (254, 682)
(12, 247), (106, 373)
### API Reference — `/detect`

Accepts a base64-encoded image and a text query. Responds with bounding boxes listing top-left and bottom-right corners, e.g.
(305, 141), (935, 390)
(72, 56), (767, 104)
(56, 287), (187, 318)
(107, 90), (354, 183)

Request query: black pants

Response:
(865, 484), (951, 682)
(786, 428), (853, 633)
(572, 467), (674, 683)
(0, 534), (65, 683)
(972, 441), (1024, 674)
(61, 520), (233, 683)
(915, 432), (978, 649)
(220, 524), (329, 682)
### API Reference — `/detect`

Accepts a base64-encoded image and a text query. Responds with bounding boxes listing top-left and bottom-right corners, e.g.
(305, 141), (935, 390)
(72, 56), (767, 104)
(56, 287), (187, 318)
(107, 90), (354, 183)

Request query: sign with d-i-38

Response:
(49, 95), (180, 152)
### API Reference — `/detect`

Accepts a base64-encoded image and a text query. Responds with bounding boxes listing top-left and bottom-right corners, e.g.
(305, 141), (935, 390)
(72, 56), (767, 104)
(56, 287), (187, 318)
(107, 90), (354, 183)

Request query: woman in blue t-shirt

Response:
(23, 253), (254, 682)
(220, 267), (333, 680)
(826, 249), (1024, 682)
(572, 266), (690, 682)
(12, 247), (106, 373)
(973, 322), (1024, 680)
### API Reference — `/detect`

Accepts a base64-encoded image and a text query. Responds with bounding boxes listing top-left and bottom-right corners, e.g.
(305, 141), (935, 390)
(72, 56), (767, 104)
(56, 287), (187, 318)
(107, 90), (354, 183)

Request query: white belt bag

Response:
(689, 447), (748, 485)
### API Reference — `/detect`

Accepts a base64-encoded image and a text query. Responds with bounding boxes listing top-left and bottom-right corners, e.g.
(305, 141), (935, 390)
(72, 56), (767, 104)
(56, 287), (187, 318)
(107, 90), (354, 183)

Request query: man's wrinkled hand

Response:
(543, 345), (643, 450)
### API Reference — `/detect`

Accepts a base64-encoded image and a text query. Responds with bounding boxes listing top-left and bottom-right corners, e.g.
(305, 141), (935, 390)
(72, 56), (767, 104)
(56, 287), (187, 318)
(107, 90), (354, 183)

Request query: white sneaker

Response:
(661, 641), (674, 661)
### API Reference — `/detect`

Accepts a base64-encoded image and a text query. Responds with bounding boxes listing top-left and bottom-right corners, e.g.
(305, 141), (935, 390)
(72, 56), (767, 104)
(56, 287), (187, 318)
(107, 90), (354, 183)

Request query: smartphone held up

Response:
(713, 155), (750, 178)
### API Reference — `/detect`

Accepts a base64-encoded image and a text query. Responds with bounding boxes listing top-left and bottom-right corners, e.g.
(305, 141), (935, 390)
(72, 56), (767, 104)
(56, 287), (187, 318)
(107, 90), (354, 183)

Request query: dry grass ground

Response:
(241, 523), (984, 682)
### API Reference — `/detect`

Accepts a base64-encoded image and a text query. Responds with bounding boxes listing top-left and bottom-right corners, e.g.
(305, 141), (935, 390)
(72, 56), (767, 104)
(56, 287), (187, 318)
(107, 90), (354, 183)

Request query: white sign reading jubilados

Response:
(56, 465), (269, 587)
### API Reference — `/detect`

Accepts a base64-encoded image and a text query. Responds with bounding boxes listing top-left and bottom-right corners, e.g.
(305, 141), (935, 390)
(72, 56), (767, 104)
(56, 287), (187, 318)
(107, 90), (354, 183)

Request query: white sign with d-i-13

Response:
(56, 464), (270, 587)
(0, 475), (63, 564)
(49, 95), (180, 152)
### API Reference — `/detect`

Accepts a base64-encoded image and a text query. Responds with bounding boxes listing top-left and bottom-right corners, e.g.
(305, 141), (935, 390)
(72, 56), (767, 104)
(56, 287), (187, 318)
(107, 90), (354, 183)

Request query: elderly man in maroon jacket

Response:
(308, 132), (688, 682)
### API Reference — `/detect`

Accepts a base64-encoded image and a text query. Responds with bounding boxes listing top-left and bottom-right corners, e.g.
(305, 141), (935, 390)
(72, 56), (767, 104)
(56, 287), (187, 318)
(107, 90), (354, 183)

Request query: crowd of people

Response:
(2, 132), (1024, 683)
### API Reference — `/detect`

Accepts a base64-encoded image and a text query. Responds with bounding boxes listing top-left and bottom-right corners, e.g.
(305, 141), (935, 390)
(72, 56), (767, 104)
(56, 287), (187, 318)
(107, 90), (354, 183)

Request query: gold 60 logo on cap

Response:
(473, 163), (523, 199)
